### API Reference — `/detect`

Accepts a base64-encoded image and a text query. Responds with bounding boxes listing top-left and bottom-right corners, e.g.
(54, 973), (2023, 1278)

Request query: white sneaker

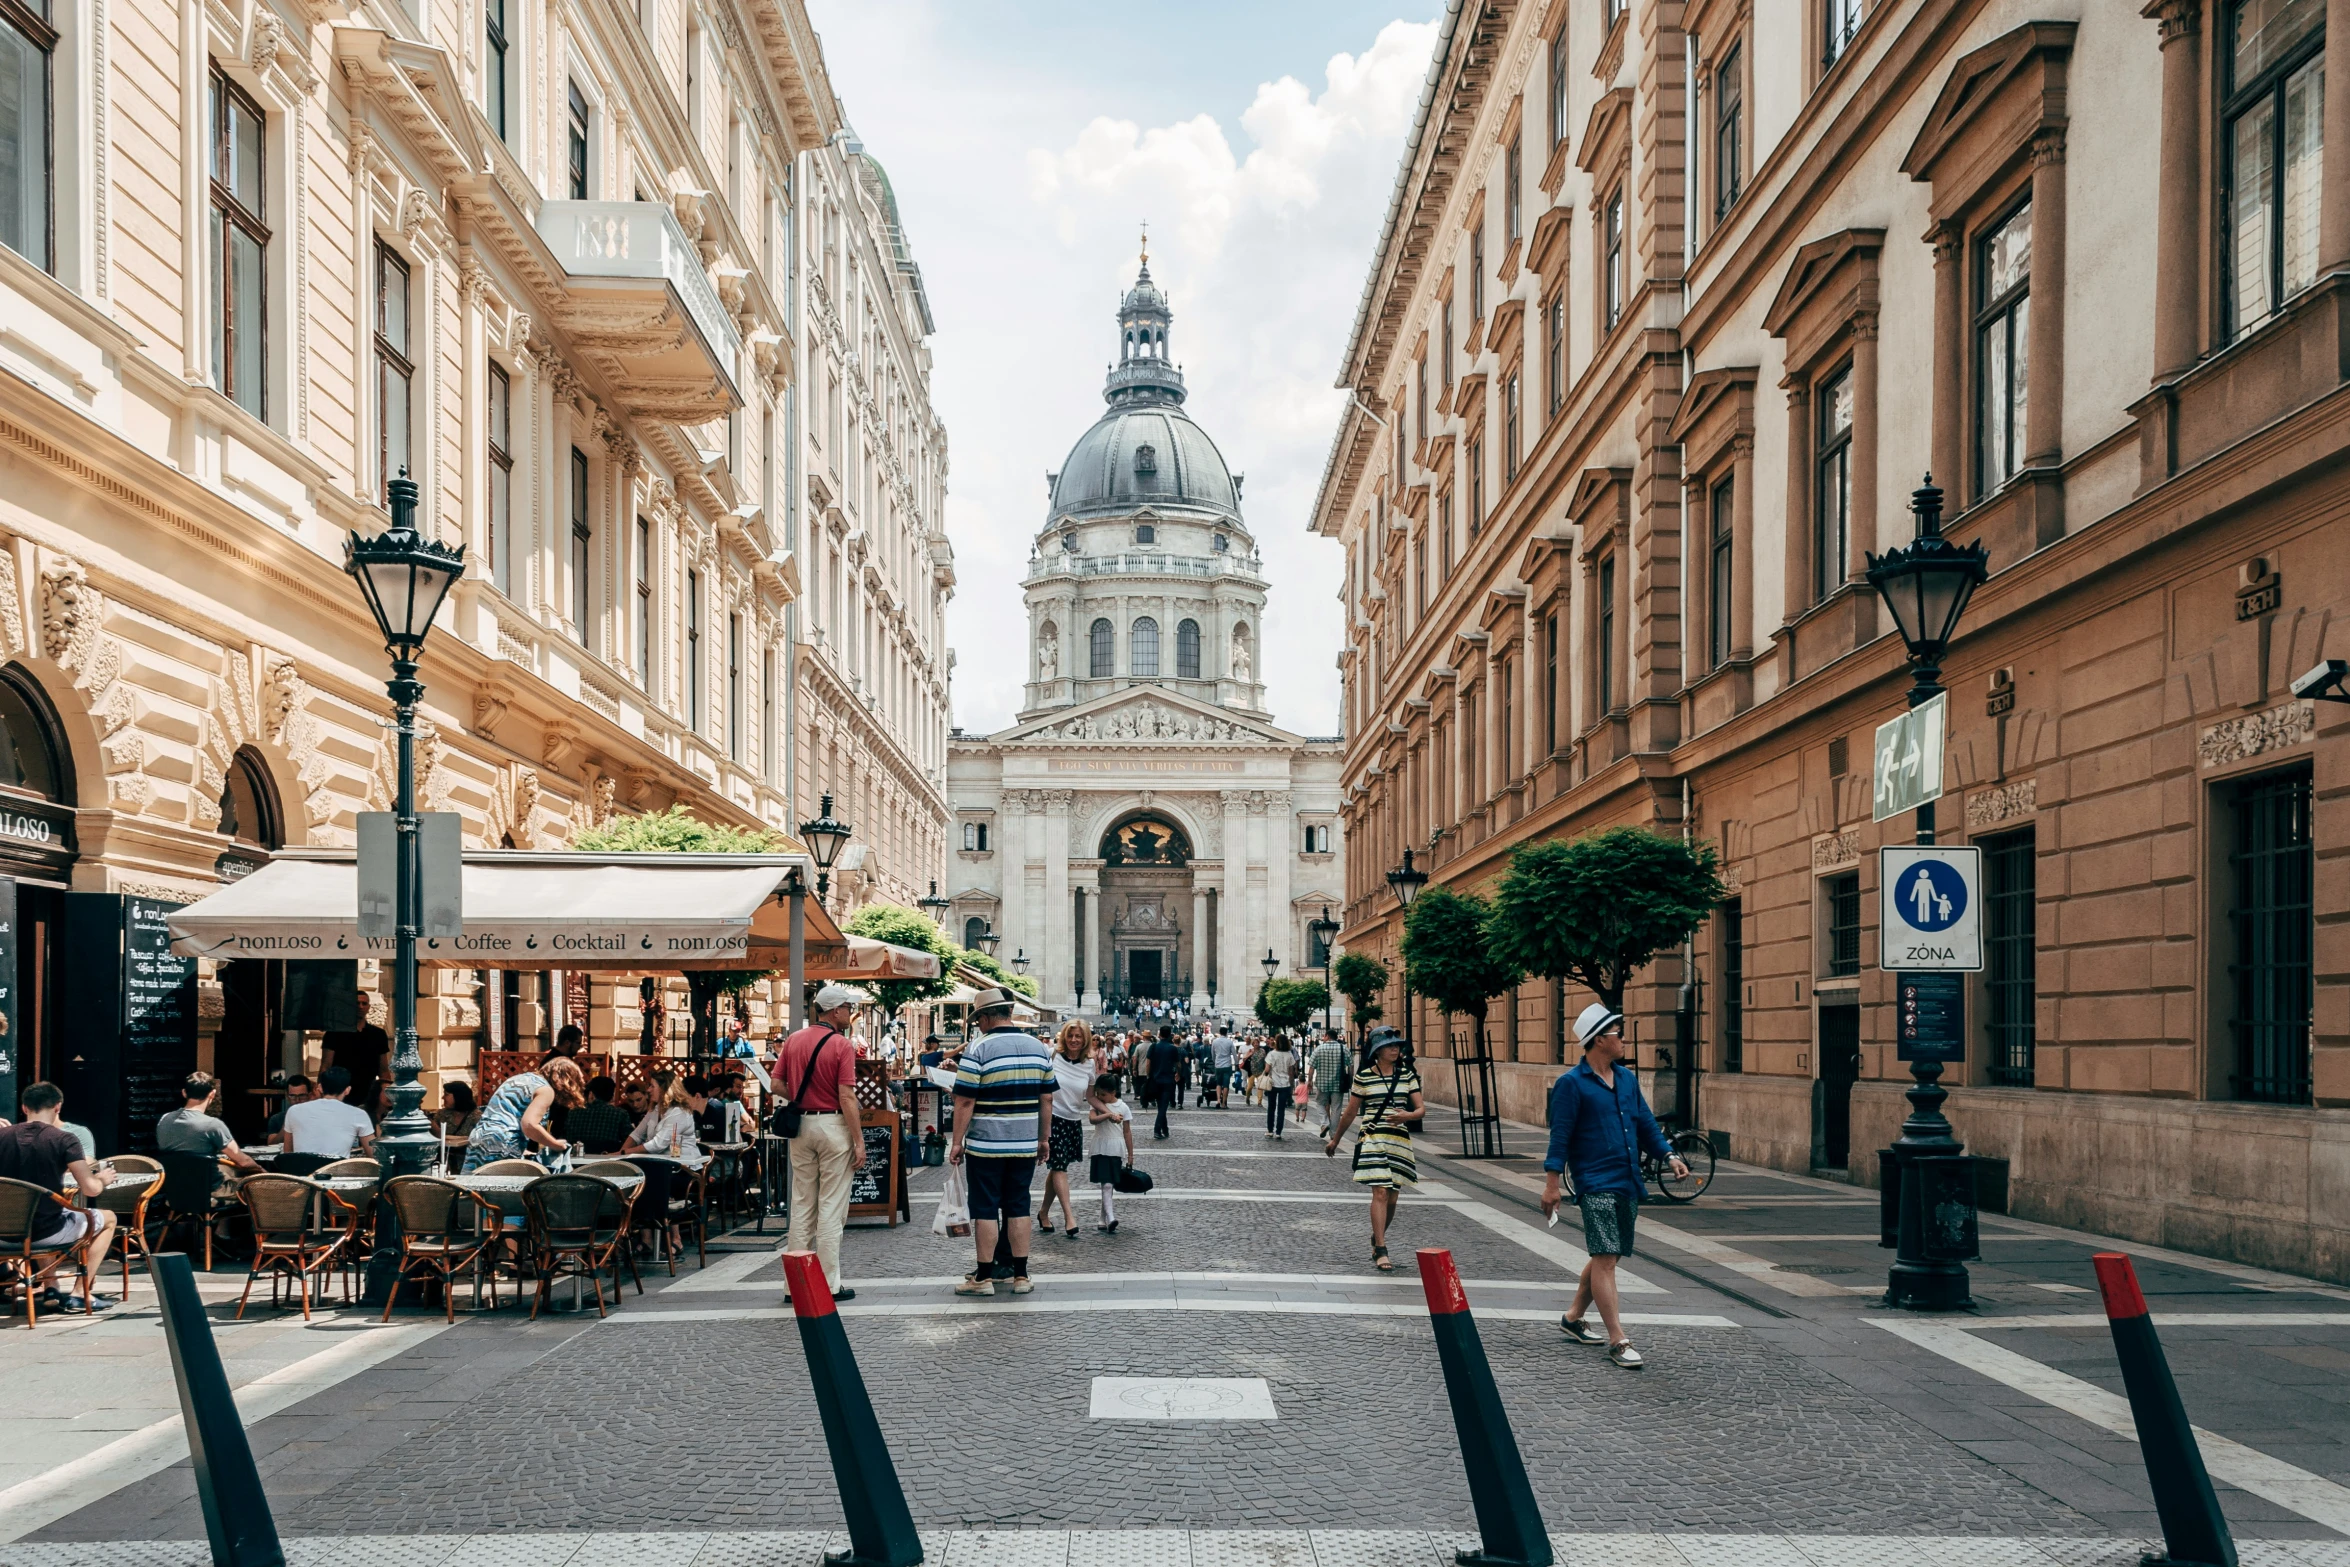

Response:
(1608, 1342), (1645, 1370)
(954, 1275), (995, 1297)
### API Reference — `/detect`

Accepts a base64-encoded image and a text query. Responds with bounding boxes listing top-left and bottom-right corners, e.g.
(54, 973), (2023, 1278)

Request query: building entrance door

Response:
(1129, 949), (1163, 1000)
(1818, 1005), (1860, 1169)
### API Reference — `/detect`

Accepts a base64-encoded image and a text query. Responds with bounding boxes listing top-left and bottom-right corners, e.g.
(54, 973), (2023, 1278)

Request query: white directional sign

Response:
(1879, 845), (1982, 972)
(1872, 692), (1947, 822)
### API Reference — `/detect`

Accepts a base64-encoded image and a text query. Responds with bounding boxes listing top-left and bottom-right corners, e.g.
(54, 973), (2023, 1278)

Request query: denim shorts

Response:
(1578, 1191), (1638, 1256)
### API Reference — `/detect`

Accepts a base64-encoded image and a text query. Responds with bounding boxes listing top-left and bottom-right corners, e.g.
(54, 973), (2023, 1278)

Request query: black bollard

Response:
(784, 1251), (923, 1567)
(1418, 1247), (1554, 1567)
(2093, 1253), (2236, 1567)
(154, 1252), (285, 1567)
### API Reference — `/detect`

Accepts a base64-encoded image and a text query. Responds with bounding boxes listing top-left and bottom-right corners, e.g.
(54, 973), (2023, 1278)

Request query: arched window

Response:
(1089, 618), (1114, 678)
(218, 747), (284, 848)
(964, 915), (987, 950)
(1130, 616), (1159, 677)
(1176, 619), (1201, 679)
(0, 666), (67, 801)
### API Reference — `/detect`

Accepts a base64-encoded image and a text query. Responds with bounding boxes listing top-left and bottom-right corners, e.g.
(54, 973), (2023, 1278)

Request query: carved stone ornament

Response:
(1811, 831), (1860, 871)
(262, 656), (302, 743)
(592, 773), (618, 827)
(2200, 701), (2315, 768)
(1036, 700), (1251, 743)
(510, 768), (541, 846)
(38, 558), (95, 664)
(1965, 778), (2038, 831)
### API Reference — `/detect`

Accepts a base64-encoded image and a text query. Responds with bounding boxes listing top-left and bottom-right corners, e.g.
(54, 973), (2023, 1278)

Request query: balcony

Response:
(535, 200), (741, 424)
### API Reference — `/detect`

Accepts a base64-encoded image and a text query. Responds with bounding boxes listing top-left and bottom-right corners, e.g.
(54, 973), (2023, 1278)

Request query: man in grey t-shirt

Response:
(157, 1074), (261, 1172)
(1208, 1030), (1238, 1109)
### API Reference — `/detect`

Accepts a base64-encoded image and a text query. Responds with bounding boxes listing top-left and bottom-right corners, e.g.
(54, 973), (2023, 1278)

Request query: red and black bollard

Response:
(1418, 1247), (1554, 1567)
(2093, 1252), (2237, 1567)
(784, 1251), (924, 1567)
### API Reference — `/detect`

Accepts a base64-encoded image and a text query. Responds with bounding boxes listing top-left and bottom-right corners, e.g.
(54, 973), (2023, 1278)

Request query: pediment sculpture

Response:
(1033, 699), (1251, 743)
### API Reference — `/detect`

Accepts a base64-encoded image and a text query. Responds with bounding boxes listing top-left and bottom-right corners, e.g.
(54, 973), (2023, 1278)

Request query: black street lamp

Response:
(917, 879), (950, 925)
(1012, 949), (1030, 977)
(1310, 905), (1340, 1034)
(1386, 848), (1428, 1058)
(1261, 948), (1279, 982)
(798, 793), (852, 902)
(973, 925), (1000, 958)
(1865, 474), (1990, 1313)
(344, 471), (463, 1280)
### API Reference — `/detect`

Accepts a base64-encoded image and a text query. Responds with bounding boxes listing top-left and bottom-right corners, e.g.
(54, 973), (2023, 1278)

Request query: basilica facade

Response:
(947, 261), (1343, 1019)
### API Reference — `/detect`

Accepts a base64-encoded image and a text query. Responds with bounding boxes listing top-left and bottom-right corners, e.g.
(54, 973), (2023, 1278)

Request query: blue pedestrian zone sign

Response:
(1878, 846), (1982, 972)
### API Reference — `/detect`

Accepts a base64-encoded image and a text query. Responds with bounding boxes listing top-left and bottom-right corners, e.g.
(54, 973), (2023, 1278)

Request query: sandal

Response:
(1372, 1245), (1394, 1272)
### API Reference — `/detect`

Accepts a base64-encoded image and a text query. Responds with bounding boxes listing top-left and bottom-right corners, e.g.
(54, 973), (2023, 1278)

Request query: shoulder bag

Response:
(770, 1030), (843, 1139)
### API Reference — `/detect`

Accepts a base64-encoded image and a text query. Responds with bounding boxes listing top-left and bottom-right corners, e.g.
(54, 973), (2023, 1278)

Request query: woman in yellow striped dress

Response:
(1323, 1027), (1424, 1272)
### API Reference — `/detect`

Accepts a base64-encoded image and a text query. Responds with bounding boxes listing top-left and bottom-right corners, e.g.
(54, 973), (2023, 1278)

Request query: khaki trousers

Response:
(787, 1113), (857, 1290)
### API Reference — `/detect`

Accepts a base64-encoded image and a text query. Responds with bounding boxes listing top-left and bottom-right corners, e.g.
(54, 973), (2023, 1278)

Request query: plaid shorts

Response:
(1578, 1191), (1638, 1256)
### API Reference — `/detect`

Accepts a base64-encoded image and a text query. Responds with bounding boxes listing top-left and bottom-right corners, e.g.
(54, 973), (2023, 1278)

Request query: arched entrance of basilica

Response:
(1095, 813), (1196, 1010)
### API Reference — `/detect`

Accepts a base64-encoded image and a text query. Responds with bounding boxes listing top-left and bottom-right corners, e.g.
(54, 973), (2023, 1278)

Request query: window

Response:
(1545, 297), (1564, 416)
(2222, 0), (2326, 340)
(375, 244), (412, 498)
(634, 516), (652, 687)
(1440, 300), (1454, 390)
(566, 81), (589, 199)
(964, 915), (987, 947)
(1130, 616), (1159, 677)
(1305, 824), (1333, 854)
(1500, 655), (1517, 780)
(1548, 27), (1569, 149)
(761, 647), (775, 778)
(1714, 44), (1744, 220)
(484, 0), (509, 141)
(1975, 200), (2031, 496)
(1824, 0), (1862, 67)
(487, 364), (513, 594)
(1393, 394), (1406, 476)
(1413, 532), (1426, 614)
(1135, 524), (1155, 544)
(1709, 474), (1734, 670)
(2228, 767), (2312, 1103)
(1825, 871), (1862, 977)
(1438, 487), (1454, 580)
(1470, 226), (1485, 321)
(726, 611), (742, 758)
(1415, 358), (1429, 440)
(1176, 618), (1201, 679)
(684, 17), (701, 133)
(569, 447), (591, 640)
(1602, 192), (1625, 331)
(1543, 610), (1558, 754)
(1089, 618), (1113, 678)
(1719, 899), (1744, 1072)
(1597, 554), (1616, 712)
(1506, 132), (1522, 245)
(1603, 0), (1624, 26)
(2, 0), (54, 268)
(1815, 365), (1854, 602)
(962, 823), (989, 854)
(1503, 373), (1521, 482)
(1466, 433), (1484, 535)
(1983, 829), (2037, 1087)
(685, 569), (703, 730)
(209, 71), (269, 420)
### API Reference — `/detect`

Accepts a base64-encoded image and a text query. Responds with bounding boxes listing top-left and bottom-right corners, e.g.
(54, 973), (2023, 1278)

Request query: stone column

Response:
(1730, 434), (1756, 658)
(1682, 475), (1710, 673)
(1190, 883), (1211, 1007)
(2149, 4), (2204, 381)
(1849, 314), (1879, 581)
(1782, 379), (1813, 619)
(1080, 868), (1101, 1009)
(1266, 790), (1293, 977)
(2328, 0), (2350, 277)
(1043, 791), (1072, 1006)
(1217, 791), (1248, 1011)
(2024, 132), (2067, 468)
(1928, 223), (1962, 491)
(998, 790), (1029, 975)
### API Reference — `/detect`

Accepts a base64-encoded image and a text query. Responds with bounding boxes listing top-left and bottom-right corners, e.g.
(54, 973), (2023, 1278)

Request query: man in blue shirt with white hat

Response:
(1541, 1002), (1683, 1369)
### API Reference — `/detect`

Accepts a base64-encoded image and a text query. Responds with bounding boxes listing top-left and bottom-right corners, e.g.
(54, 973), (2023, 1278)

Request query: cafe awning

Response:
(809, 936), (945, 982)
(165, 848), (855, 971)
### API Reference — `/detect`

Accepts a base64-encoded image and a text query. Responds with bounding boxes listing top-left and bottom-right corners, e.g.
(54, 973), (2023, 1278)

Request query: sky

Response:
(804, 1), (1444, 739)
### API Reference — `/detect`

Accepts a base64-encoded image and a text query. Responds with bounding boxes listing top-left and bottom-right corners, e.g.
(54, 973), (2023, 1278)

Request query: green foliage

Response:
(1253, 976), (1330, 1033)
(1331, 952), (1390, 1040)
(1402, 887), (1522, 1023)
(844, 903), (960, 1016)
(1484, 826), (1726, 1011)
(574, 804), (788, 854)
(957, 947), (1040, 1000)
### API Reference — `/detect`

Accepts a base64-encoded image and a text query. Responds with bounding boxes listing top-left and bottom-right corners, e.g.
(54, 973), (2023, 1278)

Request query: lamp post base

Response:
(1884, 1260), (1974, 1312)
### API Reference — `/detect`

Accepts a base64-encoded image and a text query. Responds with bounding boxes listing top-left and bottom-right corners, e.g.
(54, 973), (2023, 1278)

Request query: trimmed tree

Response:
(1401, 886), (1523, 1056)
(1484, 826), (1726, 1014)
(957, 947), (1039, 1001)
(843, 903), (960, 1031)
(1331, 952), (1390, 1044)
(1253, 976), (1329, 1034)
(572, 805), (788, 1054)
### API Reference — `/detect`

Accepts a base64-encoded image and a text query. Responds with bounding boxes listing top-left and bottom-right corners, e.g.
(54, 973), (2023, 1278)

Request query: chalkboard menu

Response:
(848, 1121), (898, 1216)
(121, 897), (197, 1151)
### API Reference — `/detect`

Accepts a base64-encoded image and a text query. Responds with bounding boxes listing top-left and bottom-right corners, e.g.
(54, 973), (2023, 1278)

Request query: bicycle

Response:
(1642, 1129), (1716, 1202)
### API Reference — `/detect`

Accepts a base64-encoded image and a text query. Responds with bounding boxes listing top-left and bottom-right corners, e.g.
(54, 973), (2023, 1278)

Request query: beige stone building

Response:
(1315, 0), (2350, 1279)
(787, 123), (953, 921)
(0, 0), (879, 1143)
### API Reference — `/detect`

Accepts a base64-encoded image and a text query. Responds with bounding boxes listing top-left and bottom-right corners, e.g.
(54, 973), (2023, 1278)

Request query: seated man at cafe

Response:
(157, 1073), (261, 1173)
(281, 1066), (376, 1163)
(690, 1075), (730, 1147)
(0, 1082), (118, 1313)
(566, 1076), (633, 1155)
(266, 1075), (312, 1147)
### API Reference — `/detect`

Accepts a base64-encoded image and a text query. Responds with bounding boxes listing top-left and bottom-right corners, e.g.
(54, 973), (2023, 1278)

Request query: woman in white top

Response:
(1041, 1021), (1097, 1239)
(1263, 1038), (1299, 1139)
(625, 1076), (708, 1171)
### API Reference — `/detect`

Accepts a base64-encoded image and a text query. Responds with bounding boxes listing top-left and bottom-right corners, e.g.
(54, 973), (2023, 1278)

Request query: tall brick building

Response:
(1313, 0), (2350, 1280)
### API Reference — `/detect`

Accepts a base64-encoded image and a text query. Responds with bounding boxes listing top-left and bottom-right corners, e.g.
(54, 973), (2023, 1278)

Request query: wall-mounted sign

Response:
(0, 793), (76, 876)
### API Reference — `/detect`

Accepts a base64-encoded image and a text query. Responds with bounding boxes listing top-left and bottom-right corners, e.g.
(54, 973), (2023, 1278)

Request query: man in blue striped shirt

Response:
(950, 988), (1055, 1297)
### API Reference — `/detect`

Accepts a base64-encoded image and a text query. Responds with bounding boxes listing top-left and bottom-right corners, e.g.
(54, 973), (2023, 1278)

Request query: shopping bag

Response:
(933, 1159), (972, 1237)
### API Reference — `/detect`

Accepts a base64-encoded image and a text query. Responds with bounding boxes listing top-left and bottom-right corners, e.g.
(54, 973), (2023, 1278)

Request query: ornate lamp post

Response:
(798, 793), (852, 904)
(1310, 905), (1340, 1035)
(1385, 848), (1428, 1058)
(344, 472), (464, 1293)
(1865, 474), (1990, 1312)
(918, 880), (951, 925)
(973, 925), (1000, 958)
(1012, 950), (1030, 980)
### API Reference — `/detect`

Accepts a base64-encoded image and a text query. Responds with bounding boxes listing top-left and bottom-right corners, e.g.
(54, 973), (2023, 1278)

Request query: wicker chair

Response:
(378, 1177), (501, 1321)
(521, 1175), (624, 1320)
(313, 1160), (383, 1301)
(574, 1161), (645, 1297)
(665, 1165), (710, 1273)
(152, 1152), (232, 1269)
(92, 1156), (163, 1301)
(236, 1175), (356, 1320)
(0, 1178), (91, 1325)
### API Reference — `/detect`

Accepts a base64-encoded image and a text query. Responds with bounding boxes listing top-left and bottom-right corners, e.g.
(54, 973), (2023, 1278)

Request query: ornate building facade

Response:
(949, 261), (1342, 1017)
(789, 125), (953, 919)
(1315, 0), (2350, 1280)
(0, 0), (905, 1130)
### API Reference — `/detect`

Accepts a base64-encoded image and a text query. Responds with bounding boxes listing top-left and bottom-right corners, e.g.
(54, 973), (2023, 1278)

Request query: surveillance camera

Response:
(2291, 659), (2350, 704)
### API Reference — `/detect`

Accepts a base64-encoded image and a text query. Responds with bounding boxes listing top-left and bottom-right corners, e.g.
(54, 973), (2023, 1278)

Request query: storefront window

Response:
(0, 669), (61, 798)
